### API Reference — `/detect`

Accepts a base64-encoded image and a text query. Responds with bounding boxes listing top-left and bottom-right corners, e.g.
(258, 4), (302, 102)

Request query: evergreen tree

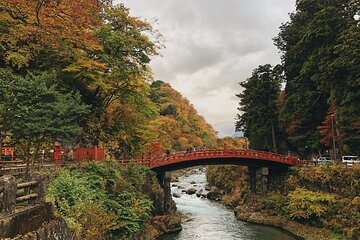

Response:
(274, 0), (360, 155)
(0, 69), (89, 174)
(236, 64), (282, 152)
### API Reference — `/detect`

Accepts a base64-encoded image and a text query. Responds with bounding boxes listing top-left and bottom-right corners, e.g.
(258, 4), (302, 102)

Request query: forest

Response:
(0, 0), (217, 167)
(236, 0), (360, 159)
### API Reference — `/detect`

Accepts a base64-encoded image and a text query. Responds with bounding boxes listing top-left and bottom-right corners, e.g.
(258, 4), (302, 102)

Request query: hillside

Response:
(147, 80), (218, 152)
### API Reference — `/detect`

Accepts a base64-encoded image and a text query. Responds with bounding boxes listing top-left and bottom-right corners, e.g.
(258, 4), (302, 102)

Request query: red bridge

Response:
(120, 149), (302, 174)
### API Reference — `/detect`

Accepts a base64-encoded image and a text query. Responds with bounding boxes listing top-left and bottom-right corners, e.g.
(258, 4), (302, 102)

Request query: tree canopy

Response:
(236, 64), (282, 152)
(0, 0), (218, 163)
(237, 0), (360, 158)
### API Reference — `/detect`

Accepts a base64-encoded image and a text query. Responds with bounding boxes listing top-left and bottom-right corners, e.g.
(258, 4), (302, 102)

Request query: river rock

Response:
(190, 181), (196, 184)
(137, 215), (182, 240)
(234, 205), (252, 221)
(204, 186), (211, 191)
(178, 186), (185, 189)
(172, 193), (181, 198)
(189, 169), (197, 174)
(207, 187), (222, 201)
(171, 184), (178, 187)
(171, 175), (179, 182)
(186, 188), (197, 195)
(196, 193), (201, 198)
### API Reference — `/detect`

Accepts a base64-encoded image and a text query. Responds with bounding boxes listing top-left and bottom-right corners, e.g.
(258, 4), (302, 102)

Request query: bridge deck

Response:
(119, 149), (301, 170)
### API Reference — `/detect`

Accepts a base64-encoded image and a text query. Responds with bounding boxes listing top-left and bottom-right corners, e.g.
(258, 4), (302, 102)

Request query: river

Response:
(159, 168), (298, 240)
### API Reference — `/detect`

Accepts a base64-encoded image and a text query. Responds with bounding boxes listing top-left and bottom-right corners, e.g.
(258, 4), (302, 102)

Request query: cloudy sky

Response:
(117, 0), (296, 137)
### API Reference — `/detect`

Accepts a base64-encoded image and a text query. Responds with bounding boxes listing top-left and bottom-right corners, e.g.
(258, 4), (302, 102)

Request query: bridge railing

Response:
(121, 149), (300, 169)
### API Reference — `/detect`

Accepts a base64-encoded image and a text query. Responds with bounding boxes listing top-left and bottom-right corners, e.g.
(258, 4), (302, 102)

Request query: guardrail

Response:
(119, 149), (301, 169)
(0, 162), (61, 177)
(16, 181), (40, 204)
(0, 173), (46, 215)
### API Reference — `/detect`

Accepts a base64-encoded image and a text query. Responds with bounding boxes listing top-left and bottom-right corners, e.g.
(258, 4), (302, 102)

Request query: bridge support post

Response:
(157, 172), (175, 214)
(163, 172), (172, 214)
(258, 167), (268, 195)
(248, 167), (268, 194)
(248, 167), (257, 193)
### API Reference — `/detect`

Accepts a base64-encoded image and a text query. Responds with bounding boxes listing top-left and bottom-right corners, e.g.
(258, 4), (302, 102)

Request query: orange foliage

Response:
(148, 81), (218, 152)
(1, 0), (101, 48)
(218, 136), (249, 149)
(317, 106), (336, 148)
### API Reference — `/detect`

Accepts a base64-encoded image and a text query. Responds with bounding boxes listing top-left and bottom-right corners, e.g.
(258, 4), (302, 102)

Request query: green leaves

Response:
(47, 161), (155, 239)
(0, 70), (89, 145)
(274, 0), (360, 156)
(236, 64), (282, 151)
(287, 188), (336, 220)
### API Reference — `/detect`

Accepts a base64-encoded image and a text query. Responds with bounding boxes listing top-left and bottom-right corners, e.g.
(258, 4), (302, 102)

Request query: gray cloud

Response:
(119, 0), (295, 137)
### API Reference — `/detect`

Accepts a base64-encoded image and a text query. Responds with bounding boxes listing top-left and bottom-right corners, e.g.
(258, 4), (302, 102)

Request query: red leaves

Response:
(317, 106), (336, 147)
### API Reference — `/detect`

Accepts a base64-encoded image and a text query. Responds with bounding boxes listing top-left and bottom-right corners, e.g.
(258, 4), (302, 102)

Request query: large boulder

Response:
(206, 187), (222, 201)
(186, 188), (196, 195)
(135, 215), (182, 240)
(172, 193), (181, 198)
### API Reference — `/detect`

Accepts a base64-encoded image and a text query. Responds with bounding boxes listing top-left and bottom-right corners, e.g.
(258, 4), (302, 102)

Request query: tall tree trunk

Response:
(31, 141), (41, 170)
(271, 124), (278, 153)
(335, 126), (344, 158)
(25, 140), (31, 178)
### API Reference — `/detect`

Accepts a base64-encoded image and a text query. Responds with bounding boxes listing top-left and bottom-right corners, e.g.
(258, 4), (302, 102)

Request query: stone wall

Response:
(10, 216), (73, 240)
(0, 203), (73, 240)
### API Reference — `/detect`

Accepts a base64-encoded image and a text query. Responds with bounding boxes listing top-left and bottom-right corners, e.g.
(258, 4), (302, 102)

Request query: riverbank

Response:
(45, 161), (182, 240)
(206, 165), (360, 240)
(135, 215), (182, 240)
(233, 195), (347, 240)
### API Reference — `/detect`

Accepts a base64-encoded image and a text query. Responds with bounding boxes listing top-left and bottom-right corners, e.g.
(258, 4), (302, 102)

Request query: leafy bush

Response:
(70, 202), (117, 240)
(47, 161), (157, 239)
(327, 197), (360, 238)
(287, 188), (336, 220)
(264, 193), (286, 214)
(206, 165), (247, 194)
(293, 164), (360, 197)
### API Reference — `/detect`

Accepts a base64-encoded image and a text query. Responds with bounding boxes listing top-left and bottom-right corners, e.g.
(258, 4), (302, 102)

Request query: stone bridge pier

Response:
(248, 166), (288, 194)
(157, 172), (176, 215)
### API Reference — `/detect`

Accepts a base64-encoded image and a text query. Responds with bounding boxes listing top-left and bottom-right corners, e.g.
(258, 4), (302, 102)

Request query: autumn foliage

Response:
(317, 106), (336, 148)
(0, 0), (217, 163)
(146, 81), (218, 153)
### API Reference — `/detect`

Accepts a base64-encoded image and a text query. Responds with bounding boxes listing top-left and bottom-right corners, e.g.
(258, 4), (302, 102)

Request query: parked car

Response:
(342, 156), (360, 165)
(316, 157), (333, 166)
(317, 157), (332, 162)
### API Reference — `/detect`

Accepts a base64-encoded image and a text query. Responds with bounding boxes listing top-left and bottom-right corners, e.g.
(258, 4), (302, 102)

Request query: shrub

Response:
(70, 202), (116, 240)
(47, 161), (155, 239)
(264, 193), (286, 214)
(287, 188), (336, 220)
(206, 165), (247, 194)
